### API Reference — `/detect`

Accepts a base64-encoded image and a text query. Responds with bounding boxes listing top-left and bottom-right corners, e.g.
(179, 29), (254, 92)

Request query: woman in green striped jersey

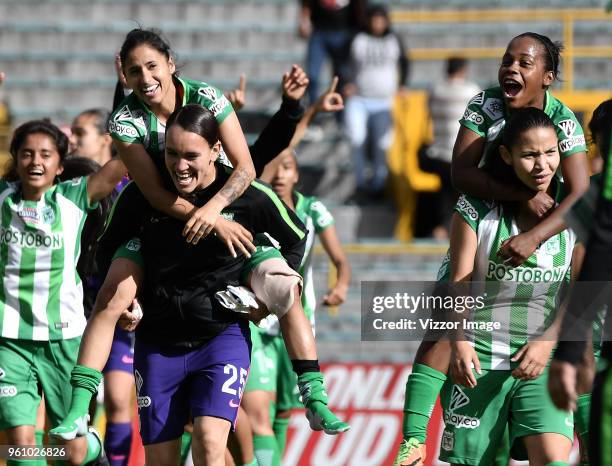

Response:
(396, 32), (589, 466)
(0, 120), (126, 466)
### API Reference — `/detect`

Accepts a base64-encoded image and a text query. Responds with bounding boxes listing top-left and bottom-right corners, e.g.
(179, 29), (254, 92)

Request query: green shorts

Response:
(245, 324), (301, 411)
(439, 368), (574, 465)
(112, 237), (144, 268)
(0, 337), (81, 430)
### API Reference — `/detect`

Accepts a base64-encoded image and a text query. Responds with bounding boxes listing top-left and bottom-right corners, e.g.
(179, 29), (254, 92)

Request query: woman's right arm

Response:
(114, 139), (196, 221)
(451, 126), (532, 202)
(448, 212), (481, 387)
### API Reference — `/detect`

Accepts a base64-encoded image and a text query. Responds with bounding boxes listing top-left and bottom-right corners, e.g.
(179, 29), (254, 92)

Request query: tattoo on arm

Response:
(219, 167), (251, 204)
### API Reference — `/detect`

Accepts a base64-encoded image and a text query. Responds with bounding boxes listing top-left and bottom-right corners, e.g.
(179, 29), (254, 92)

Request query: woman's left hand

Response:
(323, 286), (347, 306)
(213, 217), (257, 258)
(118, 299), (143, 332)
(497, 232), (539, 267)
(183, 202), (223, 244)
(511, 339), (555, 380)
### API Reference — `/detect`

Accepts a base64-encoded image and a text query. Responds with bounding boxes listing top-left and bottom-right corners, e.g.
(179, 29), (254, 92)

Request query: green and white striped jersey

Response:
(442, 192), (576, 370)
(109, 76), (234, 180)
(0, 177), (96, 341)
(294, 192), (335, 328)
(256, 192), (334, 336)
(460, 86), (587, 167)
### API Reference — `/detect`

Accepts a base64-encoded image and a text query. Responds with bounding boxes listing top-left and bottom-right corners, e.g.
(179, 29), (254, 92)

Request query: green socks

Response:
(402, 363), (447, 442)
(575, 393), (591, 464)
(49, 365), (102, 440)
(81, 429), (103, 464)
(273, 416), (290, 456)
(253, 435), (281, 466)
(297, 371), (350, 434)
(180, 431), (192, 466)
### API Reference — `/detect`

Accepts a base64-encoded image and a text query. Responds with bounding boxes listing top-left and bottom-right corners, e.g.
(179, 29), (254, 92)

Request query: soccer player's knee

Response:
(248, 259), (302, 319)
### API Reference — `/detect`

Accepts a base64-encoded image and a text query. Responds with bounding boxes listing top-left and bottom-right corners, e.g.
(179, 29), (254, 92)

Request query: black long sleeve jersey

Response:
(102, 165), (306, 347)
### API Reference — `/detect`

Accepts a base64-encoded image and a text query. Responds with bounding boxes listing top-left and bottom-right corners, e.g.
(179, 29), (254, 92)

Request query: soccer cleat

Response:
(49, 413), (89, 440)
(298, 372), (350, 435)
(393, 438), (426, 466)
(86, 427), (110, 466)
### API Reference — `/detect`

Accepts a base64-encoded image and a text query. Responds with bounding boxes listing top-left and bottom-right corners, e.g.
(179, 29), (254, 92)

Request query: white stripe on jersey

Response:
(31, 200), (52, 340)
(2, 211), (22, 339)
(57, 192), (87, 340)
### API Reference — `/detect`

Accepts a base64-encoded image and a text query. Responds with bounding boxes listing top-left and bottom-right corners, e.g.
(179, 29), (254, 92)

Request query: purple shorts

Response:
(103, 327), (135, 374)
(133, 322), (251, 445)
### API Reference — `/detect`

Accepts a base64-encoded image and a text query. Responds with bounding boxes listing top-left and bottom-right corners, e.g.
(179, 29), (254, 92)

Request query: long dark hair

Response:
(166, 104), (220, 147)
(119, 28), (176, 76)
(589, 99), (612, 161)
(4, 119), (69, 182)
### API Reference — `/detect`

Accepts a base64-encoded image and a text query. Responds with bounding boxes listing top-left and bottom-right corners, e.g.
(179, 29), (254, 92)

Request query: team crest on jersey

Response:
(113, 105), (132, 123)
(198, 86), (218, 101)
(42, 206), (55, 224)
(469, 91), (485, 106)
(482, 98), (504, 120)
(542, 236), (561, 256)
(126, 238), (141, 252)
(558, 119), (577, 137)
(441, 430), (454, 451)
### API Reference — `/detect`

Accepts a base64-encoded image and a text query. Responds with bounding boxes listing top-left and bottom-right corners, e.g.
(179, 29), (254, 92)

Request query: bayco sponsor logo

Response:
(109, 121), (138, 138)
(198, 86), (218, 101)
(113, 105), (132, 122)
(482, 98), (504, 120)
(559, 135), (585, 153)
(456, 195), (479, 221)
(558, 119), (577, 137)
(443, 385), (480, 429)
(463, 108), (484, 125)
(0, 385), (17, 397)
(468, 91), (485, 106)
(134, 370), (151, 408)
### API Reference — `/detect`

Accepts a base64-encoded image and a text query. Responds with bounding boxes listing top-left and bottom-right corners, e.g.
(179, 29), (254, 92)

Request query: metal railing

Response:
(391, 8), (612, 91)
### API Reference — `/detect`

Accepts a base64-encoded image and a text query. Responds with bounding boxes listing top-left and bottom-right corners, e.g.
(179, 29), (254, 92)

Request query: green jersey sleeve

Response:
(551, 105), (587, 159)
(453, 194), (493, 232)
(108, 97), (143, 145)
(190, 80), (233, 125)
(55, 177), (98, 212)
(308, 198), (335, 233)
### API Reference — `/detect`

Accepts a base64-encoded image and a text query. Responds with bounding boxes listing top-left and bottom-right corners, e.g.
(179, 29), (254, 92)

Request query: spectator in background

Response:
(299, 0), (365, 105)
(69, 108), (114, 165)
(420, 57), (479, 238)
(344, 3), (409, 199)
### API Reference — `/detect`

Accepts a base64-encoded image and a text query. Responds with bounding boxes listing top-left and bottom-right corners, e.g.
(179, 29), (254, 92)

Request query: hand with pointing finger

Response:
(226, 74), (247, 111)
(282, 64), (309, 102)
(315, 76), (344, 113)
